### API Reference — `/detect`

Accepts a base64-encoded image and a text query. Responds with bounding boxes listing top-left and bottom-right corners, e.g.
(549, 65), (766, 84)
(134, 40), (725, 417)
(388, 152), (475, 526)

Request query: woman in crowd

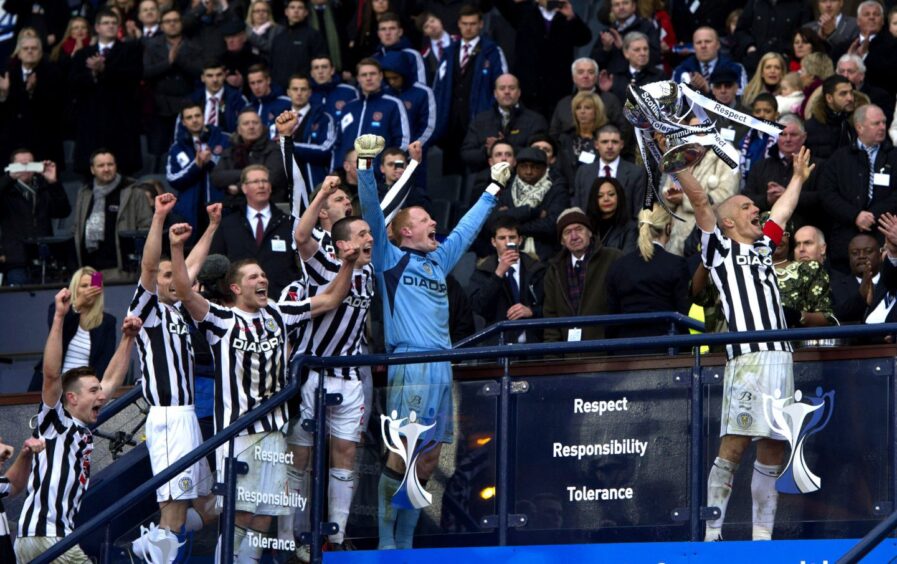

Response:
(558, 91), (608, 187)
(245, 0), (283, 64)
(585, 177), (637, 254)
(798, 51), (835, 116)
(605, 203), (690, 348)
(49, 16), (91, 63)
(789, 28), (828, 72)
(741, 52), (787, 106)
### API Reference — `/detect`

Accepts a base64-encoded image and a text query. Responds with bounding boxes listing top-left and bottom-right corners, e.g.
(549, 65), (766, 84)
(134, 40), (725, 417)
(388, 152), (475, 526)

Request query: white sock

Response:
(236, 528), (263, 563)
(279, 467), (301, 541)
(751, 461), (782, 540)
(161, 529), (180, 564)
(328, 468), (356, 545)
(294, 470), (310, 540)
(219, 526), (246, 564)
(705, 457), (738, 541)
(185, 508), (204, 533)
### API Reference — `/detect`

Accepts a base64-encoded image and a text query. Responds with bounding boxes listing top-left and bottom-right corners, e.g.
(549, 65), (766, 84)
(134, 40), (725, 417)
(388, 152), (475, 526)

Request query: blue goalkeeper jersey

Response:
(359, 167), (496, 352)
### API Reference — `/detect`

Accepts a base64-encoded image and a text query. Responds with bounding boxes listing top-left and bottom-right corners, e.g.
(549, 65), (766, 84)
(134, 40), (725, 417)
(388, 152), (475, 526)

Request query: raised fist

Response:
(354, 134), (385, 158)
(490, 161), (512, 188)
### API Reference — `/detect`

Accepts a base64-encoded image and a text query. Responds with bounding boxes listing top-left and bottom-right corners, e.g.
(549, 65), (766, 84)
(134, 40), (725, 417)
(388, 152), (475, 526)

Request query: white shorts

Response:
(720, 350), (794, 439)
(216, 431), (291, 516)
(146, 405), (212, 502)
(286, 371), (366, 446)
(15, 536), (91, 563)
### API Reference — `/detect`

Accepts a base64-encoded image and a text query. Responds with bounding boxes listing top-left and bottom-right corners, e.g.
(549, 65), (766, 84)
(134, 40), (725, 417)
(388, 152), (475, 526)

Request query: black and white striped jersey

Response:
(199, 301), (311, 434)
(292, 242), (374, 380)
(18, 402), (94, 538)
(0, 477), (11, 562)
(129, 284), (194, 406)
(701, 222), (792, 360)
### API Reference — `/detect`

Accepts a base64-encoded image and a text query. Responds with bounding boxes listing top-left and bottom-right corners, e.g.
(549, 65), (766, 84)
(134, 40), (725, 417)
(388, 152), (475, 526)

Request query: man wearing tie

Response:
(608, 31), (663, 104)
(469, 215), (546, 343)
(191, 61), (248, 136)
(672, 27), (747, 95)
(572, 124), (646, 220)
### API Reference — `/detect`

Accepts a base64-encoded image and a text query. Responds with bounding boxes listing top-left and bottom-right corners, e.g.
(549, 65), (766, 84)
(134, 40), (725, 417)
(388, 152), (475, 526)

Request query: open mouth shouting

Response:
(428, 229), (437, 242)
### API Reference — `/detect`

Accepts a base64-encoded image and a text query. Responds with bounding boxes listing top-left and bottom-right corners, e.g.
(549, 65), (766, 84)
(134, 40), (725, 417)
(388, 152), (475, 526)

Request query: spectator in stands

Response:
(220, 18), (263, 93)
(182, 0), (243, 66)
(739, 93), (779, 185)
(380, 51), (436, 150)
(744, 113), (821, 230)
(492, 147), (567, 261)
(803, 0), (858, 59)
(605, 203), (690, 345)
(796, 52), (835, 116)
(593, 0), (660, 72)
(805, 74), (864, 162)
(777, 72), (806, 116)
(346, 0), (391, 70)
(48, 16), (91, 68)
(557, 91), (608, 187)
(0, 33), (65, 170)
(191, 60), (249, 136)
(495, 0), (592, 118)
(143, 9), (204, 165)
(271, 0), (326, 89)
(572, 124), (645, 220)
(529, 134), (564, 187)
(820, 104), (897, 273)
(70, 8), (143, 176)
(334, 58), (410, 166)
(212, 108), (288, 203)
(673, 27), (748, 95)
(373, 12), (426, 85)
(470, 140), (517, 206)
(460, 73), (547, 173)
(433, 5), (508, 175)
(848, 0), (897, 98)
(733, 0), (812, 73)
(309, 54), (359, 121)
(339, 148), (359, 194)
(307, 0), (349, 75)
(585, 177), (637, 254)
(377, 142), (424, 207)
(707, 67), (750, 146)
(606, 31), (664, 104)
(246, 0), (283, 64)
(788, 28), (828, 73)
(166, 103), (229, 231)
(831, 232), (882, 323)
(469, 215), (546, 342)
(543, 207), (621, 343)
(741, 52), (786, 107)
(417, 11), (452, 86)
(0, 151), (69, 286)
(550, 58), (625, 141)
(246, 64), (291, 128)
(73, 149), (152, 279)
(282, 75), (338, 190)
(209, 164), (302, 298)
(130, 0), (161, 40)
(837, 53), (893, 124)
(773, 221), (837, 327)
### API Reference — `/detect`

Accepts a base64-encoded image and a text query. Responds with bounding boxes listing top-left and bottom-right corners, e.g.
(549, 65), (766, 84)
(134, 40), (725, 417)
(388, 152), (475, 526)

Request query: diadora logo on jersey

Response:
(167, 321), (188, 335)
(233, 336), (281, 352)
(735, 255), (772, 266)
(402, 275), (446, 293)
(343, 296), (371, 308)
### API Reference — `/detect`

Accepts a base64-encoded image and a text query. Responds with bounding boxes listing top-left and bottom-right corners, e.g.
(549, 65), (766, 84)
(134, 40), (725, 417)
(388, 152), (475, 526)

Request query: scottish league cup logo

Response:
(762, 387), (835, 494)
(381, 410), (436, 509)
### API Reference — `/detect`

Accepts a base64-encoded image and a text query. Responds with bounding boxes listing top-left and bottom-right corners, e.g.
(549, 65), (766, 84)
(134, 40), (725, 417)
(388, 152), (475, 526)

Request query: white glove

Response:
(490, 162), (511, 188)
(354, 134), (386, 159)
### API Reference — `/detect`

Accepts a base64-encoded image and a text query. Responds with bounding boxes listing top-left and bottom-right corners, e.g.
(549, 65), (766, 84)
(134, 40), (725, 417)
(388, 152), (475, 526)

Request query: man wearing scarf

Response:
(73, 150), (152, 280)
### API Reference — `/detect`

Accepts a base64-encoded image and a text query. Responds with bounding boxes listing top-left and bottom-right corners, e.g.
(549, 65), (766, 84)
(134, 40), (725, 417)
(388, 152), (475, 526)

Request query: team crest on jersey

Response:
(179, 477), (194, 492)
(311, 123), (319, 131)
(404, 100), (413, 110)
(265, 318), (278, 332)
(737, 412), (753, 429)
(483, 59), (490, 68)
(335, 100), (346, 110)
(372, 111), (383, 121)
(757, 246), (771, 257)
(422, 263), (433, 275)
(288, 291), (298, 300)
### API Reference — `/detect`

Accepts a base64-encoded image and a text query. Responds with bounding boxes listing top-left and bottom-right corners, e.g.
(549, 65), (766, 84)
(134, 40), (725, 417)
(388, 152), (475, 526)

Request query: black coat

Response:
(590, 17), (661, 75)
(805, 104), (855, 163)
(609, 66), (665, 106)
(181, 4), (243, 66)
(818, 139), (897, 265)
(70, 40), (144, 175)
(270, 21), (327, 89)
(211, 136), (289, 203)
(142, 35), (204, 117)
(743, 149), (822, 230)
(830, 269), (866, 324)
(468, 253), (546, 343)
(0, 58), (66, 166)
(0, 175), (71, 268)
(460, 103), (548, 172)
(209, 205), (301, 297)
(864, 32), (897, 97)
(733, 0), (813, 72)
(492, 175), (568, 261)
(494, 0), (591, 117)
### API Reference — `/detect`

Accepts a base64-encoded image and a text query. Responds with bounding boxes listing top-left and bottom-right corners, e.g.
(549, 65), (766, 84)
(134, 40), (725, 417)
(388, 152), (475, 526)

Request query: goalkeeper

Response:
(355, 135), (510, 549)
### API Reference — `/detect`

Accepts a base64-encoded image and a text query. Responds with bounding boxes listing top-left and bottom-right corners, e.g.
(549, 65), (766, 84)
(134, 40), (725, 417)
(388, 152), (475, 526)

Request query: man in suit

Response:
(468, 215), (546, 342)
(850, 0), (897, 97)
(708, 66), (751, 147)
(191, 61), (248, 136)
(590, 0), (660, 76)
(831, 232), (882, 323)
(673, 27), (747, 95)
(607, 31), (663, 104)
(70, 8), (144, 175)
(572, 124), (646, 220)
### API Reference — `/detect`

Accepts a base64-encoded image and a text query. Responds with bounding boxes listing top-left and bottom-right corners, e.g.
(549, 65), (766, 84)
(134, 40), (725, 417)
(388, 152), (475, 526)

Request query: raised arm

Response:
(2, 438), (43, 496)
(42, 288), (71, 407)
(100, 316), (142, 396)
(769, 146), (814, 229)
(673, 168), (716, 233)
(275, 110), (311, 219)
(308, 245), (360, 317)
(295, 176), (341, 261)
(141, 193), (177, 291)
(170, 223), (210, 321)
(185, 203), (222, 281)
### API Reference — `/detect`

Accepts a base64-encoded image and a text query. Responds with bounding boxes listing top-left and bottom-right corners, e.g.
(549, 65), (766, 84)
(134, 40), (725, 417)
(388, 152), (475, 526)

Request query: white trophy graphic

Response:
(762, 387), (835, 494)
(381, 409), (436, 509)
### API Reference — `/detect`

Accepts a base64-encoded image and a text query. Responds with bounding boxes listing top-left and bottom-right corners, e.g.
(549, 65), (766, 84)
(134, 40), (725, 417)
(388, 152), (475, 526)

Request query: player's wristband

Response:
(357, 157), (374, 170)
(486, 182), (501, 196)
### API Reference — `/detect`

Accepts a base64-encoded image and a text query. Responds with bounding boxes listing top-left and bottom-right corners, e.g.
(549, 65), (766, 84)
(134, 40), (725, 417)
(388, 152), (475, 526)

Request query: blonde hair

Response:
(69, 267), (105, 330)
(50, 17), (91, 62)
(780, 71), (801, 92)
(742, 52), (787, 106)
(636, 204), (671, 262)
(571, 91), (608, 137)
(800, 52), (834, 81)
(12, 28), (41, 59)
(246, 0), (273, 27)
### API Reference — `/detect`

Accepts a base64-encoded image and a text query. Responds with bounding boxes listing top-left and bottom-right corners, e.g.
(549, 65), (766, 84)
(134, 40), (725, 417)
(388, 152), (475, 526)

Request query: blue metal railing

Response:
(31, 316), (897, 563)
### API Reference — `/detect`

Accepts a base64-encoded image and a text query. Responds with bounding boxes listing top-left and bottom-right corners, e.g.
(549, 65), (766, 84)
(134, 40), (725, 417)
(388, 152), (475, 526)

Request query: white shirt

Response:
(538, 5), (557, 21)
(459, 37), (480, 64)
(293, 103), (310, 123)
(247, 205), (272, 232)
(205, 89), (223, 124)
(430, 32), (451, 58)
(599, 156), (621, 176)
(143, 24), (158, 37)
(62, 326), (91, 374)
(856, 272), (881, 286)
(570, 254), (586, 268)
(97, 41), (115, 54)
